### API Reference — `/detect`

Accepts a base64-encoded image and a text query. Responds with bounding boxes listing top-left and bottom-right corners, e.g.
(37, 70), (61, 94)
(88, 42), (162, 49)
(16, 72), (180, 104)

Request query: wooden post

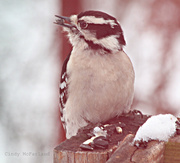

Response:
(53, 113), (180, 163)
(54, 148), (115, 163)
(54, 135), (180, 163)
(53, 113), (149, 163)
(164, 137), (180, 162)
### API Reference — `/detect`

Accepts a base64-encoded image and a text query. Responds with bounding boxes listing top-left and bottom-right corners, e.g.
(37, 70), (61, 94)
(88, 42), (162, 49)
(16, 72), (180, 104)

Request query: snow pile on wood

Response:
(134, 114), (177, 146)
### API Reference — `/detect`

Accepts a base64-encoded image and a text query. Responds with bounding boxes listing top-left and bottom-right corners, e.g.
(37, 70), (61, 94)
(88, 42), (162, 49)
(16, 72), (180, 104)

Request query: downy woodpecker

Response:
(55, 10), (135, 139)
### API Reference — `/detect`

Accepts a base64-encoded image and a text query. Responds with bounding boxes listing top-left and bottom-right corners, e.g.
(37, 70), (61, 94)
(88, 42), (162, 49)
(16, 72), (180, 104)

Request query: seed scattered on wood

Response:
(116, 126), (123, 134)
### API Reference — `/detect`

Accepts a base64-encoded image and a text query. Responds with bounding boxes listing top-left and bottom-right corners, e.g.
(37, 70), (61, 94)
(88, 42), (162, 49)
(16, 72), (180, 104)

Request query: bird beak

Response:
(54, 15), (75, 28)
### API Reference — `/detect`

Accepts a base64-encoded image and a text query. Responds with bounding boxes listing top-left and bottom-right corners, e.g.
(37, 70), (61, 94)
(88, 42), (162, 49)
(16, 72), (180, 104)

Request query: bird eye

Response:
(79, 21), (88, 29)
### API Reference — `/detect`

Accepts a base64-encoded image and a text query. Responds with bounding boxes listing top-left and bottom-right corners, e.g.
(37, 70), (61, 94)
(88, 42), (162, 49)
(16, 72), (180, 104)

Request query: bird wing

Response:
(59, 52), (71, 124)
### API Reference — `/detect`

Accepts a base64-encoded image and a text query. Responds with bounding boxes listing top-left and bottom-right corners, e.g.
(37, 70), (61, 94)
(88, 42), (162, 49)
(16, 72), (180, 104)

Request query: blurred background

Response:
(0, 0), (180, 162)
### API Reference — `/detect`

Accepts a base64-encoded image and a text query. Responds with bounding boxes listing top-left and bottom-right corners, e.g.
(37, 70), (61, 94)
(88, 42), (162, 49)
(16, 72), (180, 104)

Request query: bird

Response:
(55, 10), (135, 139)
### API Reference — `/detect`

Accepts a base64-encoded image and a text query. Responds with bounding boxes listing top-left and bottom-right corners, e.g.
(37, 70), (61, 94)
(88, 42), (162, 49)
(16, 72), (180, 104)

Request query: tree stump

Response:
(53, 113), (148, 163)
(53, 113), (180, 163)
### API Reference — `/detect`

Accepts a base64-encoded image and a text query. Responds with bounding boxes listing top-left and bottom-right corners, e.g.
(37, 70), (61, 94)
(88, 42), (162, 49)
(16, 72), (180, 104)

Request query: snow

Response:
(133, 114), (177, 145)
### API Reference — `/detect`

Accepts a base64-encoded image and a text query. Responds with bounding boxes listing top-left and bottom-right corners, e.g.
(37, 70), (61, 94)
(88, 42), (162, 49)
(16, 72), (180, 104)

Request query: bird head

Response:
(55, 10), (126, 53)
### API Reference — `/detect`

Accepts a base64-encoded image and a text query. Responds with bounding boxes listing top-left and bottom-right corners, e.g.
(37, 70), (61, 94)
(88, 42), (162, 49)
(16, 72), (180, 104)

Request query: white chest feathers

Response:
(64, 48), (135, 138)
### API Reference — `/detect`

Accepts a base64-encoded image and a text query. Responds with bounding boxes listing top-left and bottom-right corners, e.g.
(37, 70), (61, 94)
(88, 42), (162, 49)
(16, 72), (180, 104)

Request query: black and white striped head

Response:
(55, 10), (126, 53)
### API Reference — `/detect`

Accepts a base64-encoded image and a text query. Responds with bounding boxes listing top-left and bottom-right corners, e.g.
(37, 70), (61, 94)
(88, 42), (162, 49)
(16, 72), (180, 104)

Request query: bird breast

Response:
(66, 48), (135, 123)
